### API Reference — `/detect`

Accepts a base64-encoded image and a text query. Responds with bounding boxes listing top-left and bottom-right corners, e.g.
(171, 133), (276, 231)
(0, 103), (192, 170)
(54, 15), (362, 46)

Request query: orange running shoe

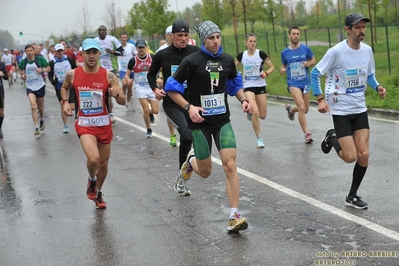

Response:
(86, 179), (97, 200)
(95, 192), (107, 209)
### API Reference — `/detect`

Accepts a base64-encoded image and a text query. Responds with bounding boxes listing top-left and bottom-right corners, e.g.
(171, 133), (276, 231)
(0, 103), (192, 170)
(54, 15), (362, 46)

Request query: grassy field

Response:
(217, 24), (399, 110)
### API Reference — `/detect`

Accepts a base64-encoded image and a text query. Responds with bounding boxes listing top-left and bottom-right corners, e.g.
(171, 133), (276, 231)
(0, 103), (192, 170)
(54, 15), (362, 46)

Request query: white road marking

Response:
(116, 115), (399, 241)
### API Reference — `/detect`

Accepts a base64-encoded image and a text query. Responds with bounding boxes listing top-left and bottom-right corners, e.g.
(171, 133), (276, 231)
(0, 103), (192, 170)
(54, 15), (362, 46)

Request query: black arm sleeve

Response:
(48, 61), (55, 84)
(147, 53), (162, 90)
(236, 52), (243, 62)
(259, 50), (268, 60)
(68, 57), (77, 69)
(113, 46), (124, 57)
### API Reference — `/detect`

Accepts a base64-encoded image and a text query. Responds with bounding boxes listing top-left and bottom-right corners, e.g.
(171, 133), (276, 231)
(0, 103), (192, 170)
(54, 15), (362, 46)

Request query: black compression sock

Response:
(349, 162), (368, 196)
(329, 135), (342, 155)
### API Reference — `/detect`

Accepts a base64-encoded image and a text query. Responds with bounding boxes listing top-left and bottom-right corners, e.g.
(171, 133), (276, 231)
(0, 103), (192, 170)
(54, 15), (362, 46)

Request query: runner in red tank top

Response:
(60, 38), (125, 209)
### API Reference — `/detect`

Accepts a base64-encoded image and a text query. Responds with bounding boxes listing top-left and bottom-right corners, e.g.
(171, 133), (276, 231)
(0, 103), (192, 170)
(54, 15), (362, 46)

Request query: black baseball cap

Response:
(171, 20), (189, 33)
(345, 12), (370, 27)
(135, 40), (147, 48)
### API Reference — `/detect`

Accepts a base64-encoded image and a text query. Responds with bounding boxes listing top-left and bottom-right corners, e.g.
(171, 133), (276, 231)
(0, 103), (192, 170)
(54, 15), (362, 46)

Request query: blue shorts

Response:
(26, 86), (45, 98)
(119, 71), (134, 80)
(287, 83), (310, 94)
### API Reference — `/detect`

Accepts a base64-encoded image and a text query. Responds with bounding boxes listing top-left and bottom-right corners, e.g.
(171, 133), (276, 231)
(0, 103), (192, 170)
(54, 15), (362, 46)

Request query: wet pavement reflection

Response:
(0, 145), (21, 215)
(90, 210), (119, 265)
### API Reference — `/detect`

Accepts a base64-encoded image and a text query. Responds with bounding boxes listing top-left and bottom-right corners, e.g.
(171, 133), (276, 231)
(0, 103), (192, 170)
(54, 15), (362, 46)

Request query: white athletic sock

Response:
(189, 156), (195, 165)
(230, 208), (238, 219)
(13, 72), (16, 79)
(89, 176), (97, 181)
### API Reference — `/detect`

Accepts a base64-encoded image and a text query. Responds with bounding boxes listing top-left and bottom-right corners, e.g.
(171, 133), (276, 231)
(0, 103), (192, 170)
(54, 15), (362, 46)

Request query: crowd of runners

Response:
(0, 12), (386, 232)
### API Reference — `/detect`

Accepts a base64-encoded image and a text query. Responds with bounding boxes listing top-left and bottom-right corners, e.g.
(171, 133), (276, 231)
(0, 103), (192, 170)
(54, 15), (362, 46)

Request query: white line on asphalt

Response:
(116, 115), (399, 241)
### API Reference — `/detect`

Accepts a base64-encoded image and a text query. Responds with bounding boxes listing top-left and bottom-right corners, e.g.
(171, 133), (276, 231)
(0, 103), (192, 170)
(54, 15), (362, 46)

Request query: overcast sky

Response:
(1, 0), (199, 45)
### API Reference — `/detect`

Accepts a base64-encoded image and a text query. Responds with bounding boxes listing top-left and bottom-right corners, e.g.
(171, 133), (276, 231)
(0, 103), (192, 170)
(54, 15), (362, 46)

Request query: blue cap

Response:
(82, 38), (101, 51)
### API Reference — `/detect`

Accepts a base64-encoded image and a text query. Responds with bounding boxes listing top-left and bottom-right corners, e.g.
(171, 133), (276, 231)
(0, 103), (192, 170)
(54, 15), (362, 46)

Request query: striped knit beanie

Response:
(194, 20), (221, 45)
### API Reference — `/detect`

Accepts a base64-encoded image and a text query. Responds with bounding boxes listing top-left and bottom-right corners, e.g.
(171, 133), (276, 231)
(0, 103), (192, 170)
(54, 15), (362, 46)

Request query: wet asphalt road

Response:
(0, 80), (399, 266)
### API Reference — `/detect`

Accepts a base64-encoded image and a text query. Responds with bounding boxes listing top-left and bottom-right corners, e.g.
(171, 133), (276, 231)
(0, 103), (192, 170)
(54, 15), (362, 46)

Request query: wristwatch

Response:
(184, 103), (191, 111)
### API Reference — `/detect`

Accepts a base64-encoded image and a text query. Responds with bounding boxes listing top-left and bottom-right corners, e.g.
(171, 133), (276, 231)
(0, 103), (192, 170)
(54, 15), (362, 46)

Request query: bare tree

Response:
(241, 0), (248, 36)
(367, 0), (375, 52)
(286, 0), (296, 25)
(223, 0), (240, 54)
(75, 2), (93, 37)
(102, 1), (124, 37)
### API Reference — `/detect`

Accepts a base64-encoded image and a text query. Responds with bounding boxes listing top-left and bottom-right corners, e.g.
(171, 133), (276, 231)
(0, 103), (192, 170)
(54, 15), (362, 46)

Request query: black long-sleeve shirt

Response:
(147, 44), (200, 108)
(170, 51), (237, 129)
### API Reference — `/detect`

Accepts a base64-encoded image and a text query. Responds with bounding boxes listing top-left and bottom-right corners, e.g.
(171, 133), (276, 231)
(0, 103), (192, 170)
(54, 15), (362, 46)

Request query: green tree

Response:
(264, 0), (278, 52)
(368, 0), (381, 44)
(295, 0), (307, 26)
(223, 0), (240, 54)
(393, 0), (399, 25)
(381, 0), (390, 23)
(201, 0), (227, 30)
(353, 0), (366, 14)
(240, 0), (248, 36)
(246, 0), (266, 33)
(126, 0), (176, 39)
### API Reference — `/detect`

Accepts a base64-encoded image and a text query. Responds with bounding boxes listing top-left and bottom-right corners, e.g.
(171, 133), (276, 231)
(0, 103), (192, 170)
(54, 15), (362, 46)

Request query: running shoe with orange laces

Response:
(86, 179), (97, 200)
(95, 191), (107, 209)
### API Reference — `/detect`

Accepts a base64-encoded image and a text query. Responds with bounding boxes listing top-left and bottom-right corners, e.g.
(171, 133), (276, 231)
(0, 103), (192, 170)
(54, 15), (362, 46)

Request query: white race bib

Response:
(200, 93), (226, 116)
(79, 90), (103, 115)
(289, 62), (306, 80)
(345, 68), (366, 93)
(243, 64), (260, 80)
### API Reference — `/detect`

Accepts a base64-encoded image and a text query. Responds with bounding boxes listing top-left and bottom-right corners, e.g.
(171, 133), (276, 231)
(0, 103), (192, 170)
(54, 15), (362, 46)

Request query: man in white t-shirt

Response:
(118, 32), (137, 111)
(1, 49), (14, 86)
(311, 12), (386, 210)
(95, 25), (124, 124)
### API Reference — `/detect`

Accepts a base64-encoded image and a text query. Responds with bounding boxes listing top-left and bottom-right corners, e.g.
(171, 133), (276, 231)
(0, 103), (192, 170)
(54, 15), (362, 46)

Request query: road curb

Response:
(268, 95), (399, 119)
